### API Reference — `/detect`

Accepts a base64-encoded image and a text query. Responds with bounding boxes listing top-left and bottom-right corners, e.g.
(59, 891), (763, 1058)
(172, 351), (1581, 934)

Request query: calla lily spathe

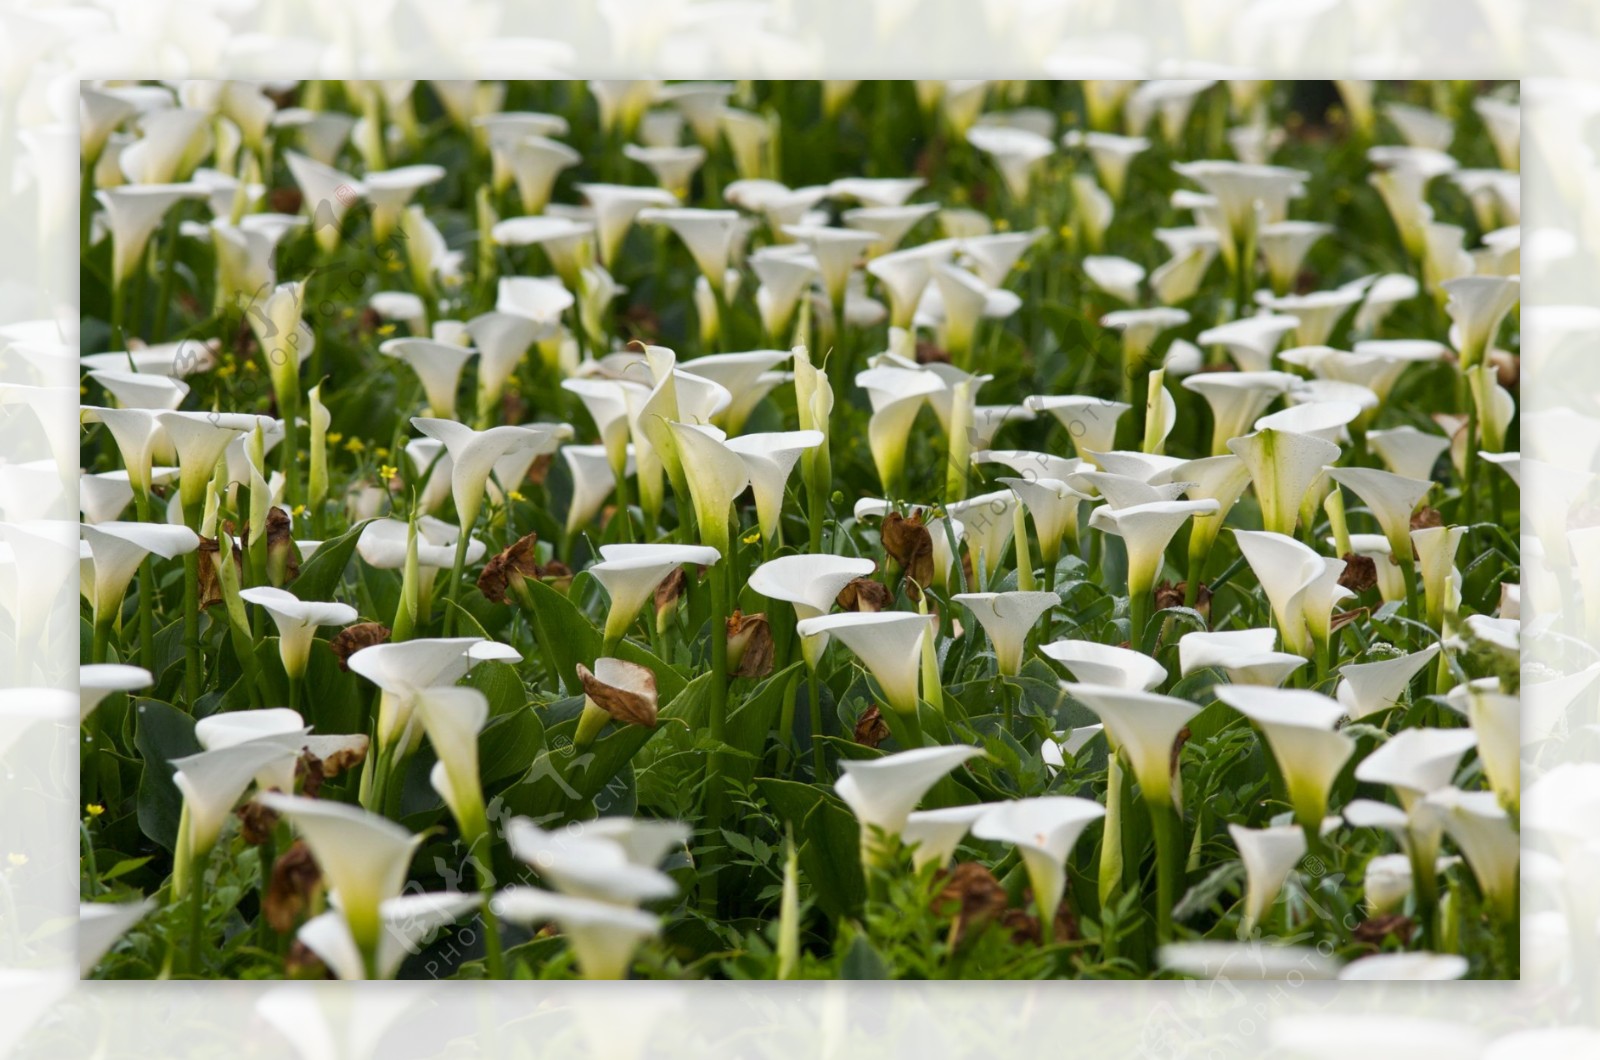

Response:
(1228, 427), (1340, 537)
(1233, 530), (1352, 658)
(80, 522), (199, 622)
(1213, 685), (1355, 832)
(300, 892), (478, 981)
(79, 662), (152, 722)
(1178, 629), (1306, 687)
(954, 591), (1057, 676)
(492, 888), (662, 980)
(1062, 683), (1199, 806)
(723, 430), (823, 544)
(1229, 823), (1305, 935)
(834, 744), (984, 863)
(973, 797), (1105, 924)
(413, 686), (491, 841)
(900, 803), (996, 871)
(1043, 639), (1166, 691)
(796, 611), (931, 717)
(1336, 644), (1441, 720)
(237, 586), (357, 679)
(589, 543), (721, 645)
(410, 418), (567, 532)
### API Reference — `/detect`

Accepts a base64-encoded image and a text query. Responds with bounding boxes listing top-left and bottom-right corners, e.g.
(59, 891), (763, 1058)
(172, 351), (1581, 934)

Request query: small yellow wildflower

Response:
(742, 529), (761, 545)
(378, 464), (399, 481)
(344, 437), (366, 453)
(1058, 224), (1073, 240)
(242, 359), (258, 373)
(507, 490), (526, 503)
(377, 323), (397, 336)
(995, 218), (1011, 232)
(292, 504), (306, 517)
(373, 446), (390, 460)
(326, 431), (343, 446)
(86, 803), (105, 818)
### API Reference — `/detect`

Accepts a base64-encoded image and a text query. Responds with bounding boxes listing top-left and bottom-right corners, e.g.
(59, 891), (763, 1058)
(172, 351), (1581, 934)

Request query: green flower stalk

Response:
(247, 281), (309, 505)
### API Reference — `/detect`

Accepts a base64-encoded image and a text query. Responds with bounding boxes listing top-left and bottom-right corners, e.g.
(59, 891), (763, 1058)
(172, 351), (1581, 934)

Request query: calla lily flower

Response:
(1233, 530), (1352, 657)
(796, 611), (931, 717)
(843, 203), (939, 256)
(507, 817), (680, 904)
(1411, 524), (1465, 631)
(589, 543), (721, 645)
(411, 686), (490, 840)
(1026, 395), (1131, 463)
(954, 591), (1057, 676)
(1062, 130), (1148, 201)
(1178, 629), (1306, 687)
(1155, 453), (1251, 579)
(924, 263), (1020, 364)
(723, 430), (823, 545)
(946, 489), (1018, 583)
(1150, 227), (1220, 305)
(576, 183), (679, 267)
(284, 151), (364, 253)
(347, 635), (486, 747)
(856, 366), (944, 495)
(79, 662), (151, 722)
(783, 224), (879, 310)
(574, 657), (660, 746)
(495, 135), (579, 214)
(171, 738), (304, 870)
(1228, 427), (1340, 537)
(1354, 727), (1476, 812)
(1258, 221), (1331, 296)
(967, 125), (1055, 199)
(364, 164), (446, 243)
(238, 585), (357, 680)
(866, 240), (958, 330)
(257, 793), (426, 973)
(959, 228), (1044, 287)
(679, 349), (793, 430)
(1441, 276), (1519, 369)
(973, 797), (1105, 923)
(664, 422), (749, 554)
(562, 376), (634, 479)
(1173, 160), (1308, 268)
(380, 338), (476, 420)
(1257, 287), (1367, 349)
(639, 207), (741, 285)
(1335, 644), (1441, 720)
(1213, 686), (1355, 832)
(563, 444), (633, 535)
(357, 518), (486, 604)
(1083, 256), (1145, 304)
(1195, 315), (1299, 373)
(998, 475), (1088, 569)
(834, 744), (984, 861)
(491, 888), (661, 980)
(1416, 788), (1518, 922)
(1182, 370), (1297, 455)
(1229, 823), (1306, 935)
(410, 418), (565, 532)
(624, 143), (706, 199)
(749, 554), (877, 667)
(80, 522), (199, 625)
(299, 892), (478, 981)
(1043, 639), (1166, 691)
(1339, 952), (1468, 982)
(1444, 678), (1519, 813)
(193, 707), (366, 794)
(467, 311), (554, 420)
(900, 804), (996, 871)
(79, 899), (155, 977)
(1324, 467), (1432, 564)
(1061, 683), (1200, 806)
(156, 411), (262, 513)
(96, 183), (206, 287)
(750, 246), (819, 340)
(1368, 426), (1450, 481)
(87, 369), (189, 410)
(1089, 499), (1218, 643)
(492, 215), (595, 289)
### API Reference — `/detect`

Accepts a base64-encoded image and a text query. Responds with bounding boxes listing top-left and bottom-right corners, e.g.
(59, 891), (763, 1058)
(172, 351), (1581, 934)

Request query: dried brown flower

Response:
(235, 799), (280, 846)
(1339, 553), (1378, 593)
(853, 705), (890, 748)
(1410, 507), (1443, 531)
(1352, 913), (1415, 948)
(726, 611), (774, 678)
(265, 839), (323, 934)
(329, 623), (390, 670)
(933, 862), (1008, 947)
(265, 506), (299, 585)
(577, 659), (659, 728)
(837, 576), (892, 613)
(478, 532), (543, 604)
(655, 566), (688, 620)
(881, 512), (934, 592)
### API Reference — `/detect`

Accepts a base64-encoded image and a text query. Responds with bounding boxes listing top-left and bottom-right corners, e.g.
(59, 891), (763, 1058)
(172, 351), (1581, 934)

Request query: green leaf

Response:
(839, 933), (888, 979)
(133, 699), (201, 852)
(479, 707), (545, 787)
(801, 797), (865, 920)
(290, 518), (373, 602)
(463, 657), (530, 717)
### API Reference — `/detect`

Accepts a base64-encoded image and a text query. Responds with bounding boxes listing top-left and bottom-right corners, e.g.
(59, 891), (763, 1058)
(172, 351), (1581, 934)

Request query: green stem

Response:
(1149, 798), (1180, 945)
(776, 670), (800, 777)
(134, 489), (156, 668)
(1099, 752), (1124, 958)
(257, 829), (277, 949)
(442, 531), (471, 635)
(187, 846), (209, 976)
(808, 667), (825, 779)
(1128, 583), (1151, 653)
(152, 208), (181, 340)
(182, 550), (202, 708)
(702, 560), (731, 915)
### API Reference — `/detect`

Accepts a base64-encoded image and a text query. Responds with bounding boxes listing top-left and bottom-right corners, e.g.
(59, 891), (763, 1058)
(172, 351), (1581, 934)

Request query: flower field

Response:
(77, 78), (1520, 981)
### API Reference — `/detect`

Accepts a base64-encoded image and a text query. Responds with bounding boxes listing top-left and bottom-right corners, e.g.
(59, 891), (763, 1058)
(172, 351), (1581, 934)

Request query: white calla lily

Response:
(563, 444), (632, 536)
(640, 207), (742, 285)
(1178, 629), (1306, 687)
(80, 522), (199, 623)
(79, 899), (155, 977)
(1416, 787), (1518, 921)
(1324, 466), (1432, 564)
(1062, 130), (1148, 201)
(665, 422), (749, 554)
(1228, 428), (1340, 536)
(967, 125), (1055, 199)
(1368, 426), (1450, 481)
(1213, 686), (1355, 832)
(1441, 275), (1518, 369)
(900, 804), (996, 871)
(300, 892), (478, 981)
(347, 635), (485, 748)
(1089, 499), (1218, 647)
(1233, 530), (1353, 657)
(1444, 678), (1519, 813)
(258, 794), (426, 972)
(155, 411), (262, 512)
(1195, 315), (1299, 373)
(954, 591), (1057, 676)
(171, 738), (304, 866)
(796, 611), (931, 717)
(973, 797), (1105, 923)
(492, 888), (662, 980)
(1043, 639), (1166, 691)
(79, 663), (151, 722)
(946, 489), (1018, 583)
(238, 586), (357, 680)
(834, 744), (984, 861)
(1258, 221), (1331, 296)
(856, 366), (944, 496)
(1336, 644), (1441, 720)
(1229, 823), (1306, 935)
(843, 203), (938, 255)
(624, 143), (706, 199)
(1026, 395), (1131, 464)
(1181, 371), (1297, 455)
(284, 151), (364, 253)
(590, 543), (721, 646)
(723, 431), (823, 545)
(96, 183), (205, 287)
(410, 418), (565, 532)
(467, 312), (554, 419)
(1061, 683), (1199, 806)
(576, 183), (679, 266)
(412, 686), (490, 840)
(1355, 727), (1476, 811)
(1411, 524), (1465, 631)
